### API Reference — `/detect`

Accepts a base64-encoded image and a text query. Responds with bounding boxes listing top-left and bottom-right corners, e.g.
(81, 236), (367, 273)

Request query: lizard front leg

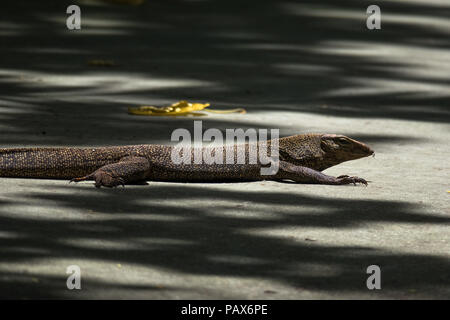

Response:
(71, 156), (150, 188)
(273, 161), (368, 186)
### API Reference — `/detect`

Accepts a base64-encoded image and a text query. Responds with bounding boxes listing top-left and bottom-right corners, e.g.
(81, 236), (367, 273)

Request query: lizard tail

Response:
(0, 147), (127, 179)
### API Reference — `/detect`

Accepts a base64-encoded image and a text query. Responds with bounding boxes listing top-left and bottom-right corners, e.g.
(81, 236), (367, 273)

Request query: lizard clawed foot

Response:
(92, 170), (125, 188)
(336, 175), (368, 186)
(71, 171), (125, 188)
(70, 157), (150, 188)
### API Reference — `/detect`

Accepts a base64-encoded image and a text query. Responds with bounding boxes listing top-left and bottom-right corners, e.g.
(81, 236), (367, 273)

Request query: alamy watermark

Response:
(66, 5), (81, 30)
(366, 5), (381, 30)
(66, 4), (380, 31)
(366, 265), (381, 290)
(66, 265), (81, 290)
(170, 121), (279, 175)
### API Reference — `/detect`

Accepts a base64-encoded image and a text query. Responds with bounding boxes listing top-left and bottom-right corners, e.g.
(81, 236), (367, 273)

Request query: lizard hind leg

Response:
(71, 156), (150, 188)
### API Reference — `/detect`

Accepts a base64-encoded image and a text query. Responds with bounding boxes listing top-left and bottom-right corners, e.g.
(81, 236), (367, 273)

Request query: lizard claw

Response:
(70, 175), (92, 183)
(336, 175), (368, 186)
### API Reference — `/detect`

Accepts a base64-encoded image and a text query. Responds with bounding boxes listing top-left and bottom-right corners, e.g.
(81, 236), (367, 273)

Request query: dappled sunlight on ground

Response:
(0, 0), (448, 299)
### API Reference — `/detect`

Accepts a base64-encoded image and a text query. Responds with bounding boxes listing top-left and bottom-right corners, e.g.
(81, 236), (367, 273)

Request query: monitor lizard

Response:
(0, 133), (374, 188)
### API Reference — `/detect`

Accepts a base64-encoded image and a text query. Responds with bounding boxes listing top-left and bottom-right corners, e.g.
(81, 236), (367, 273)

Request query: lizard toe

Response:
(338, 176), (368, 186)
(70, 174), (94, 183)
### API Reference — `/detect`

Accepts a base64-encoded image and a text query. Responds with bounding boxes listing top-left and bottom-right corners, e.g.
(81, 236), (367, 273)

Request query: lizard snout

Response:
(358, 142), (374, 157)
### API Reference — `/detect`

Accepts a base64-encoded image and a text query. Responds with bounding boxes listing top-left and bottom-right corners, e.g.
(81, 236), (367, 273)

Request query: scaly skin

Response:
(0, 134), (374, 188)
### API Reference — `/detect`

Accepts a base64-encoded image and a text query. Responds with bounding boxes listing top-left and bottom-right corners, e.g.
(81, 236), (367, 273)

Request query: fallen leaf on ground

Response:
(128, 100), (246, 116)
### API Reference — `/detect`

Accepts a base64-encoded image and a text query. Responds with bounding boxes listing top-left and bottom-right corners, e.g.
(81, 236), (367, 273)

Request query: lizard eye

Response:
(338, 138), (351, 145)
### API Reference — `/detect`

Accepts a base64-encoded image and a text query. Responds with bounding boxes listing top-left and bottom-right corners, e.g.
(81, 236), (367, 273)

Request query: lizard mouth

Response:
(360, 143), (374, 156)
(352, 141), (374, 157)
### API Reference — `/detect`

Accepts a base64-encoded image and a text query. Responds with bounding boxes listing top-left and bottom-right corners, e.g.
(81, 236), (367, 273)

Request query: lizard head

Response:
(320, 134), (374, 163)
(277, 133), (374, 171)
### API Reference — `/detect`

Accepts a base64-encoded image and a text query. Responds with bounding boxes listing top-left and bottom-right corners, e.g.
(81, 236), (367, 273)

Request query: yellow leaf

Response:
(128, 101), (246, 117)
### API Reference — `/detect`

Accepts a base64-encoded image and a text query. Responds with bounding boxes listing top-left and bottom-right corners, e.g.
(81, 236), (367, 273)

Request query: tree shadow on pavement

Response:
(0, 183), (449, 299)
